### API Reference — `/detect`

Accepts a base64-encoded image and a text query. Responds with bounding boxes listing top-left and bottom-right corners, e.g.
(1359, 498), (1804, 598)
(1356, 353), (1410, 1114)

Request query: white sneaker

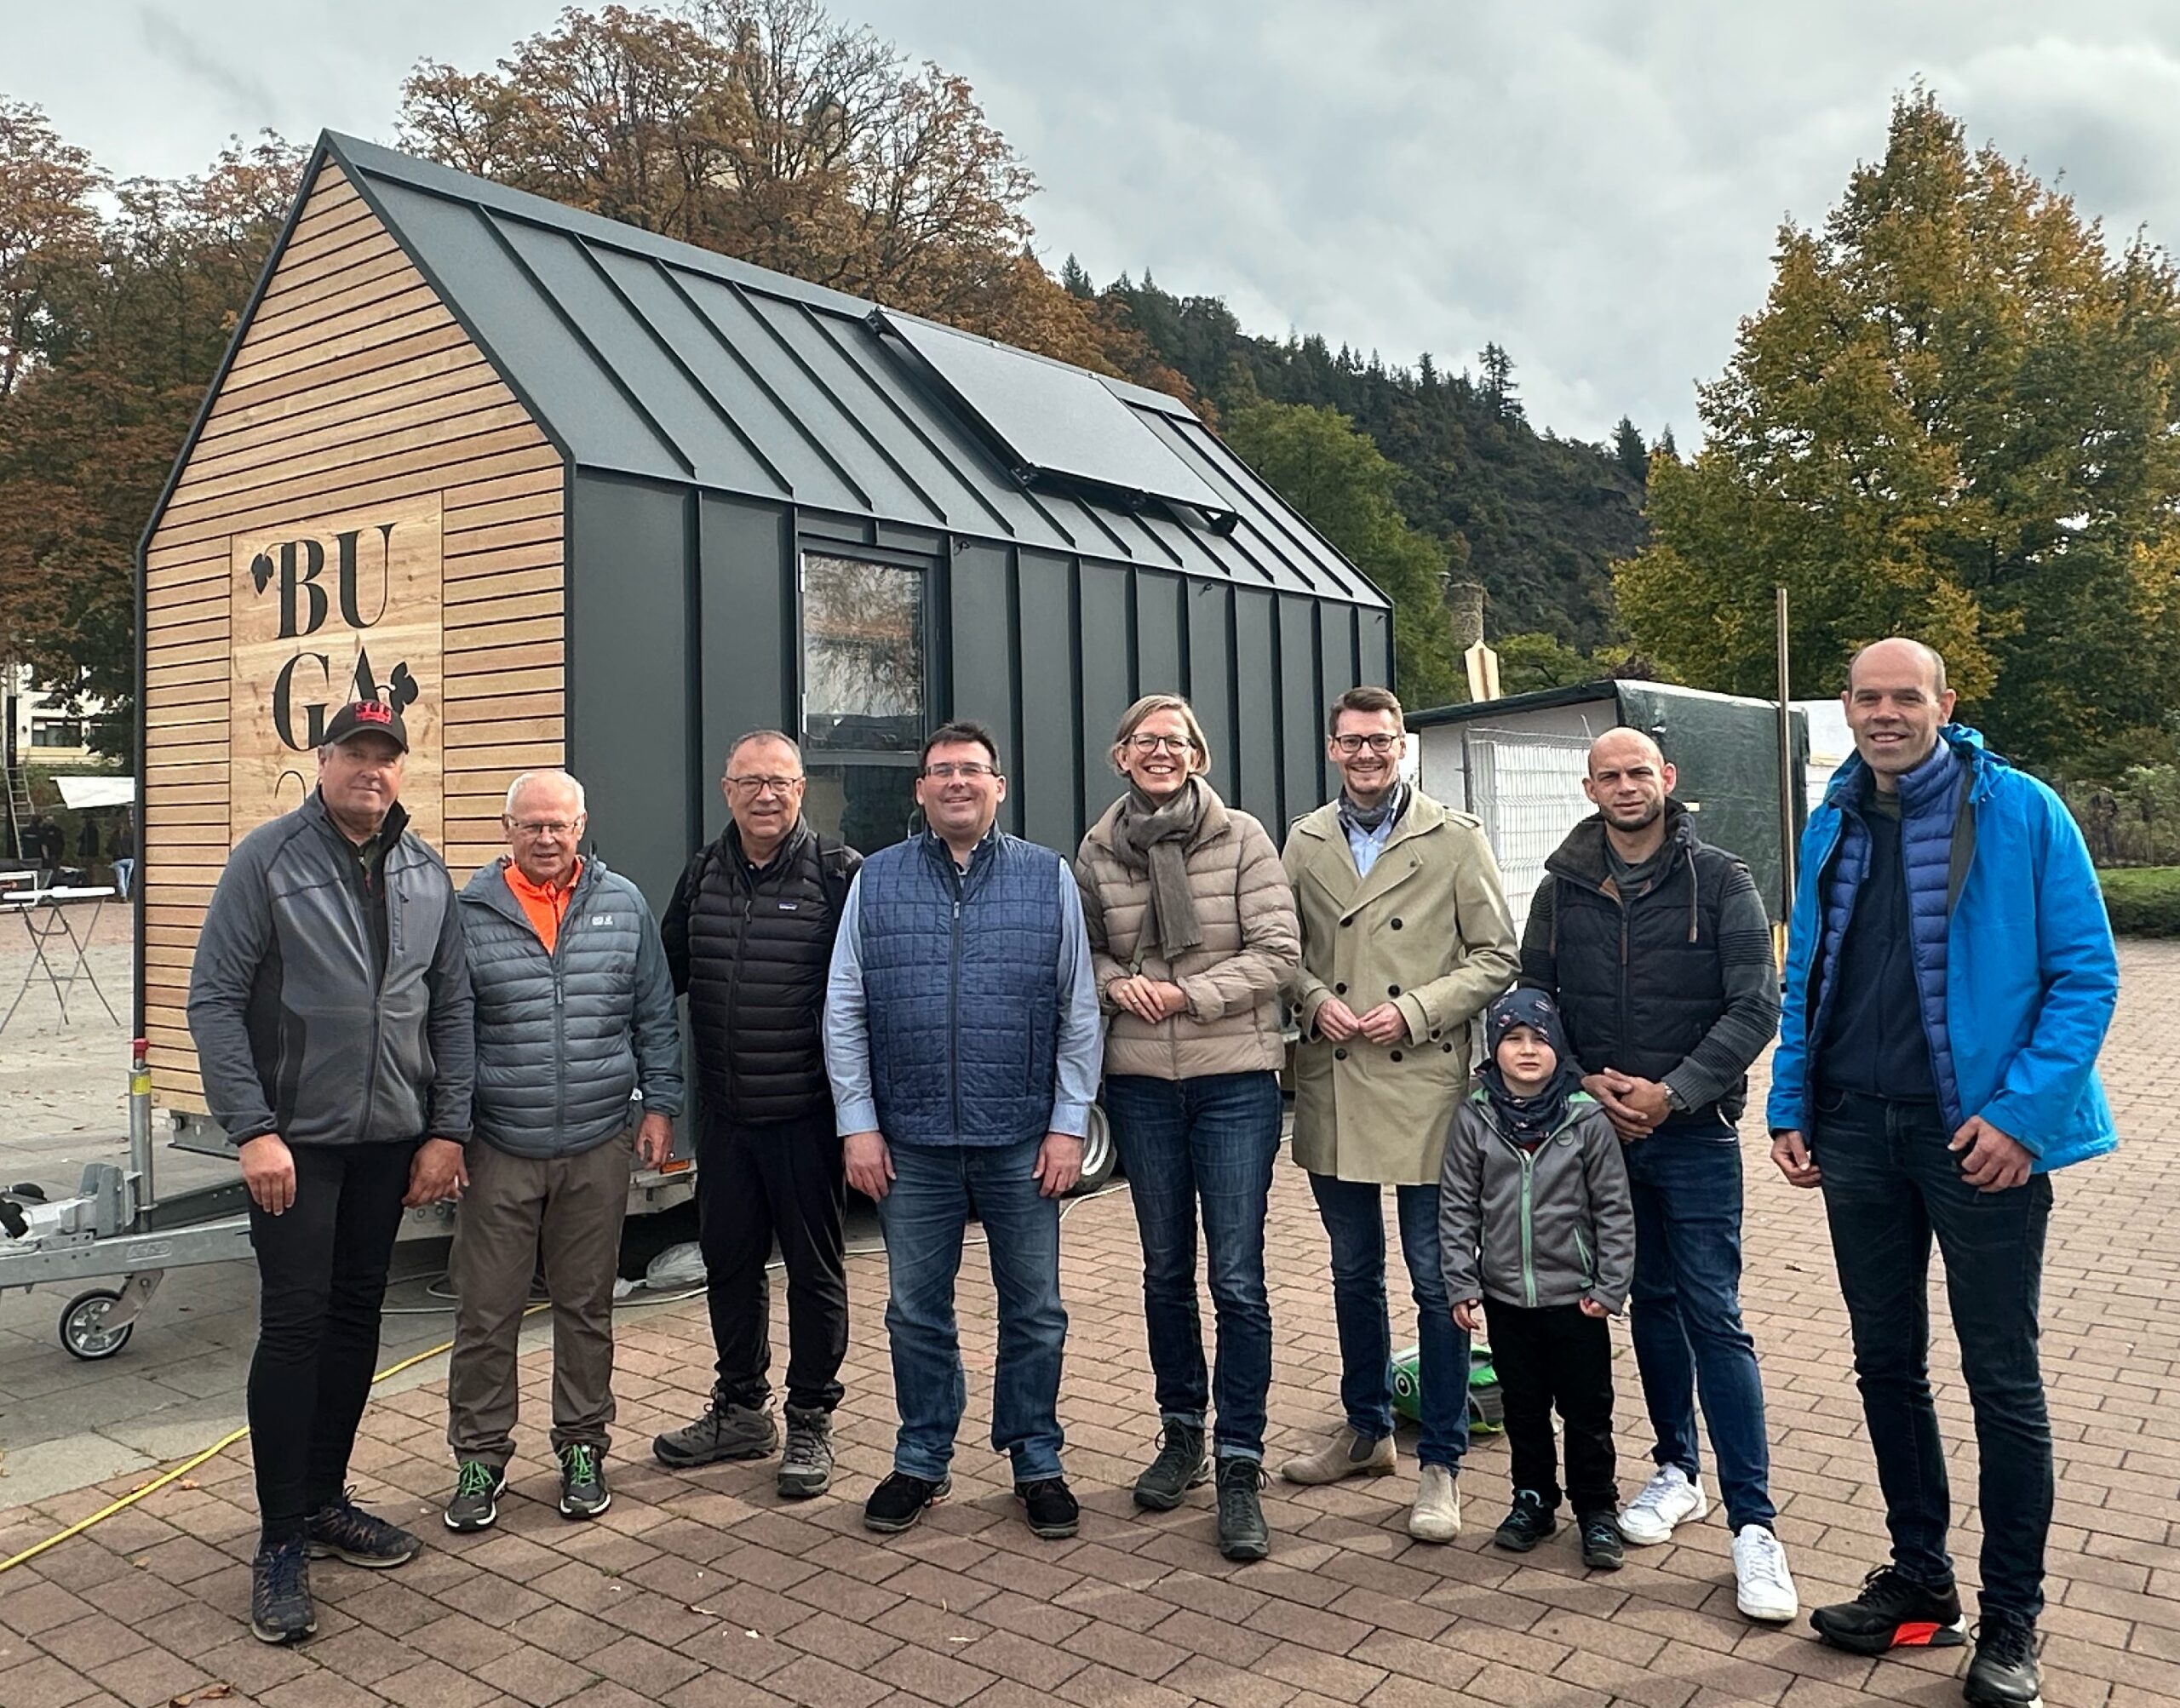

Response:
(1407, 1464), (1460, 1542)
(1732, 1523), (1798, 1623)
(1616, 1464), (1707, 1545)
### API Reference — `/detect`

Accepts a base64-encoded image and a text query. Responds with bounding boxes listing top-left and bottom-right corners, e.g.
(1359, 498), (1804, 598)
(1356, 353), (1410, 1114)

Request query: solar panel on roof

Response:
(874, 311), (1236, 526)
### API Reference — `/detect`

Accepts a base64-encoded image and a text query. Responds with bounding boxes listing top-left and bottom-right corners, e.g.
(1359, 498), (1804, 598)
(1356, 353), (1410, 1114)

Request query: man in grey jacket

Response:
(187, 699), (473, 1647)
(444, 769), (680, 1531)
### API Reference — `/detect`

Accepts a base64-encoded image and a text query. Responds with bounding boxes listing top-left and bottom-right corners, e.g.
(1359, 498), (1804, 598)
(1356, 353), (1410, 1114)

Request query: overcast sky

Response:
(15, 2), (2180, 444)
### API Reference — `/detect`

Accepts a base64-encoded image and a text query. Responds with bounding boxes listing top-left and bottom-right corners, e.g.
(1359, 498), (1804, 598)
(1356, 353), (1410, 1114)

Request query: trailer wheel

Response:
(60, 1288), (133, 1361)
(1072, 1103), (1119, 1195)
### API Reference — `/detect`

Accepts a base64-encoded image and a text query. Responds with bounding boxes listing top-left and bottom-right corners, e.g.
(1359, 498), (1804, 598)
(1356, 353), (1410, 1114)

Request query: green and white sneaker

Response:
(445, 1460), (507, 1533)
(558, 1444), (611, 1519)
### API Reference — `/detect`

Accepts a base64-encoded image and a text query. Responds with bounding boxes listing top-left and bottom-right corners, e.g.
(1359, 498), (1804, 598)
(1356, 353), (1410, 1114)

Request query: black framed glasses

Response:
(922, 761), (998, 781)
(1125, 733), (1197, 755)
(726, 774), (805, 796)
(1332, 732), (1400, 755)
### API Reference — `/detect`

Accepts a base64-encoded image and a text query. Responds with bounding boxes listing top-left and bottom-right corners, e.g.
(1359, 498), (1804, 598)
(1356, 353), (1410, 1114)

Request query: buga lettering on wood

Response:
(227, 493), (445, 845)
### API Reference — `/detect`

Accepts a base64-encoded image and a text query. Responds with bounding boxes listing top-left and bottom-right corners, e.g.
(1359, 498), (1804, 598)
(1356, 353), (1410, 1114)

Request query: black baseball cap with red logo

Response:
(322, 699), (410, 753)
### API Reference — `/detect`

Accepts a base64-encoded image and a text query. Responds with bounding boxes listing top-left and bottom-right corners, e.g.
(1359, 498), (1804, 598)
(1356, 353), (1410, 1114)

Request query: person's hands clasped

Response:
(238, 1132), (297, 1215)
(1107, 975), (1188, 1025)
(1355, 1002), (1409, 1046)
(845, 1130), (893, 1201)
(1950, 1115), (2034, 1192)
(1770, 1128), (1821, 1188)
(1313, 996), (1362, 1042)
(1583, 1070), (1655, 1141)
(634, 1111), (674, 1170)
(1035, 1132), (1083, 1198)
(1452, 1298), (1484, 1333)
(404, 1137), (469, 1207)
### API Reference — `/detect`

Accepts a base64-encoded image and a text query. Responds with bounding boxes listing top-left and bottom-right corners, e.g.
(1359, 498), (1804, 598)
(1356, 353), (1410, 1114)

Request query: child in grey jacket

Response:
(1441, 988), (1635, 1570)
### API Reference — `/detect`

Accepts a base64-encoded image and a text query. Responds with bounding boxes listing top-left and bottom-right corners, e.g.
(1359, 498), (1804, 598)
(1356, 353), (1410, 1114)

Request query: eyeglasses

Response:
(726, 775), (804, 796)
(1125, 733), (1197, 755)
(1332, 733), (1400, 755)
(507, 818), (580, 838)
(922, 761), (997, 781)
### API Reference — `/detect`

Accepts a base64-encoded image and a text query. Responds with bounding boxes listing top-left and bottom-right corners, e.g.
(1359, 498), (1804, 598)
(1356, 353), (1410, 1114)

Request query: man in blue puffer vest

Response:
(825, 720), (1103, 1541)
(1770, 639), (2118, 1708)
(443, 769), (682, 1533)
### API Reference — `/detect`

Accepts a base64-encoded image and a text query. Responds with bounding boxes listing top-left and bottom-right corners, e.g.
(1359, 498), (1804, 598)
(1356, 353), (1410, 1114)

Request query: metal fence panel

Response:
(1464, 728), (1596, 936)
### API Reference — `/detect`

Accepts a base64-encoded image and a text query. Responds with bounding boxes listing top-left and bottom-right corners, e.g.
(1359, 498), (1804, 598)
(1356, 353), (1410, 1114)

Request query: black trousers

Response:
(246, 1139), (417, 1541)
(1484, 1295), (1618, 1517)
(698, 1105), (848, 1413)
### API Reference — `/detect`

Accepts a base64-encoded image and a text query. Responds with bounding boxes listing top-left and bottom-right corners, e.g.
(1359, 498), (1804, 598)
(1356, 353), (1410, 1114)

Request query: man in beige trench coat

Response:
(1279, 685), (1517, 1541)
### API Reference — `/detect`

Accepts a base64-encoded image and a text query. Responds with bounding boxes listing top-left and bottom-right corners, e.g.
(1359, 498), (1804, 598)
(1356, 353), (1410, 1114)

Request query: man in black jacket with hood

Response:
(653, 730), (860, 1498)
(1520, 729), (1793, 1625)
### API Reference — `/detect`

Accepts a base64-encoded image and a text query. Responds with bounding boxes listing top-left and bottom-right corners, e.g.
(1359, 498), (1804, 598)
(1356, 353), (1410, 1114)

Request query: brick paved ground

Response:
(3, 943), (2176, 1708)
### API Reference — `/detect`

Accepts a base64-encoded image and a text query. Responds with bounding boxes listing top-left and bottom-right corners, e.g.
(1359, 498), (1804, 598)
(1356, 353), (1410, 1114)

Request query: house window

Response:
(800, 552), (925, 848)
(31, 718), (84, 748)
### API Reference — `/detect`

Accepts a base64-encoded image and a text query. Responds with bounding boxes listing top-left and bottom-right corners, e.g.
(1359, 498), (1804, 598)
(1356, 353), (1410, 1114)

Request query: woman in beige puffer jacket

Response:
(1073, 693), (1299, 1564)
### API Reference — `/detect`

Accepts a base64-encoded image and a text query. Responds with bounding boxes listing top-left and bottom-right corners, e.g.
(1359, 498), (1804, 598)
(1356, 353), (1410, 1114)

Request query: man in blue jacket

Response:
(825, 721), (1102, 1541)
(1770, 639), (2119, 1708)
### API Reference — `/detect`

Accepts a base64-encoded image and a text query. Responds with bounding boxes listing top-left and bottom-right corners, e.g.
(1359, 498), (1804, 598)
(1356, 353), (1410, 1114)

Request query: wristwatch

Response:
(1664, 1083), (1690, 1114)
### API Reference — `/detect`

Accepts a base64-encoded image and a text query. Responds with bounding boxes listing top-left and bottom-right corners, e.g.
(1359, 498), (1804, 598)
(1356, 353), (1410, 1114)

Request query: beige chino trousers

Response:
(447, 1130), (633, 1466)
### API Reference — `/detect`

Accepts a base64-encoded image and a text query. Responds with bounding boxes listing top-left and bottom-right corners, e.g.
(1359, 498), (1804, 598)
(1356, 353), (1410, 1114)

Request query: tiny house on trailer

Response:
(1408, 679), (1809, 937)
(136, 131), (1391, 1130)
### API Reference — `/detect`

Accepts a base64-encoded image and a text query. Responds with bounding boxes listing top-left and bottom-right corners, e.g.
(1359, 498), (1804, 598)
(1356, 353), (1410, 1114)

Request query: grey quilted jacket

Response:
(187, 792), (473, 1149)
(458, 857), (683, 1159)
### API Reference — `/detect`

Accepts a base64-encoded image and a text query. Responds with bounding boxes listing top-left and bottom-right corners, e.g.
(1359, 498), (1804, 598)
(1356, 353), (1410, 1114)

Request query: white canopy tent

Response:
(53, 776), (135, 811)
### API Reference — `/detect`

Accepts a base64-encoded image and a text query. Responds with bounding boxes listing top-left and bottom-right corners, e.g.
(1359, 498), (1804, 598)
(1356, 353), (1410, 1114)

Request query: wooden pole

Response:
(1776, 587), (1796, 923)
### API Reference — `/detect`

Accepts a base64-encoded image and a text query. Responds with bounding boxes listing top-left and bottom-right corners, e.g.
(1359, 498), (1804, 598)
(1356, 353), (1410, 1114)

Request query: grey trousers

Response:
(447, 1131), (632, 1465)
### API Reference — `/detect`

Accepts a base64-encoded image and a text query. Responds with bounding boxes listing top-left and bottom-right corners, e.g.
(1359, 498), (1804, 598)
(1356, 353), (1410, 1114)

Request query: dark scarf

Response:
(1338, 780), (1408, 838)
(1478, 987), (1583, 1148)
(1111, 777), (1209, 959)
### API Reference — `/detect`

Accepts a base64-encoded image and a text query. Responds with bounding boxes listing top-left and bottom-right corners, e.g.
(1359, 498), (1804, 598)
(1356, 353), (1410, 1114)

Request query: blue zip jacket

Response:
(1769, 724), (2119, 1171)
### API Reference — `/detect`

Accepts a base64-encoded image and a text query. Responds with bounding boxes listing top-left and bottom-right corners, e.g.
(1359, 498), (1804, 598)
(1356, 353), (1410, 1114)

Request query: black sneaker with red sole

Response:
(1809, 1565), (1968, 1655)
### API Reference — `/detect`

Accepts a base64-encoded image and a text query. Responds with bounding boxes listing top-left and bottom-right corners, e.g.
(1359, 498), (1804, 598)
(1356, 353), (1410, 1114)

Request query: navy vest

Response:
(857, 831), (1064, 1146)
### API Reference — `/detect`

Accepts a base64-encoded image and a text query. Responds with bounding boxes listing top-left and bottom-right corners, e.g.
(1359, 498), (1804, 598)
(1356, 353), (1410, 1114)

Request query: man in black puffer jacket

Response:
(653, 730), (860, 1499)
(444, 768), (681, 1533)
(1520, 729), (1792, 1625)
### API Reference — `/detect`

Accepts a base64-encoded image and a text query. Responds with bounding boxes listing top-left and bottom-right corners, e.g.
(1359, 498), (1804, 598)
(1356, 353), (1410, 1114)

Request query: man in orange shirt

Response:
(443, 769), (681, 1528)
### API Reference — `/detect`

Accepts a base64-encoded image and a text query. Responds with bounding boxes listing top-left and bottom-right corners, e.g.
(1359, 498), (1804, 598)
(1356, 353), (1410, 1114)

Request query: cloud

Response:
(135, 3), (281, 124)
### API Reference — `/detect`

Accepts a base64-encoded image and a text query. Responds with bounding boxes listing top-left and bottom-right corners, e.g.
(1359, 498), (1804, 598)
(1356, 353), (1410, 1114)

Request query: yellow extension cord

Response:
(0, 1300), (553, 1576)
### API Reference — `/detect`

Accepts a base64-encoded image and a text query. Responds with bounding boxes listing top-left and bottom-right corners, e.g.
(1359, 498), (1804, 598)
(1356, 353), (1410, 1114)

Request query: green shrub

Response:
(2100, 867), (2180, 938)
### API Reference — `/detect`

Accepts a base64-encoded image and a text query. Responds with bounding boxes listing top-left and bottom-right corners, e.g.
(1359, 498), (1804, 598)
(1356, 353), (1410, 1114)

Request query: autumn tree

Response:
(1615, 90), (2180, 777)
(0, 123), (304, 750)
(1221, 398), (1461, 708)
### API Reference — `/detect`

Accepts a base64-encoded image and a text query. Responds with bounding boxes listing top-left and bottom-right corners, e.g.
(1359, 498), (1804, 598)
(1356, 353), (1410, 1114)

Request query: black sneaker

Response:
(1215, 1459), (1270, 1562)
(1134, 1420), (1211, 1511)
(653, 1389), (777, 1467)
(250, 1535), (316, 1644)
(1493, 1488), (1558, 1553)
(864, 1471), (951, 1533)
(444, 1459), (507, 1533)
(305, 1488), (422, 1568)
(1579, 1511), (1625, 1571)
(558, 1444), (611, 1519)
(778, 1406), (834, 1499)
(1016, 1476), (1081, 1539)
(1809, 1565), (1968, 1656)
(1965, 1613), (2044, 1708)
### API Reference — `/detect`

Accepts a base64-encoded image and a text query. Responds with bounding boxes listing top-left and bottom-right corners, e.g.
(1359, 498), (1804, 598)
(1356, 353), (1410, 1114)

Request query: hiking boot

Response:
(1133, 1420), (1211, 1510)
(653, 1390), (777, 1467)
(1215, 1458), (1270, 1562)
(249, 1535), (316, 1644)
(864, 1471), (950, 1533)
(444, 1460), (507, 1533)
(1809, 1565), (1968, 1655)
(1278, 1424), (1395, 1486)
(1616, 1464), (1707, 1545)
(1016, 1476), (1081, 1539)
(305, 1488), (422, 1568)
(1580, 1510), (1625, 1571)
(1732, 1523), (1798, 1624)
(777, 1406), (835, 1499)
(1965, 1613), (2044, 1708)
(1408, 1464), (1461, 1542)
(558, 1444), (611, 1519)
(1492, 1488), (1558, 1552)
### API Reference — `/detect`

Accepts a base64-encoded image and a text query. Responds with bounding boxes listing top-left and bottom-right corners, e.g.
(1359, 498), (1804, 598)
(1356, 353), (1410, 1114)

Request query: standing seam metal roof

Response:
(324, 132), (1385, 608)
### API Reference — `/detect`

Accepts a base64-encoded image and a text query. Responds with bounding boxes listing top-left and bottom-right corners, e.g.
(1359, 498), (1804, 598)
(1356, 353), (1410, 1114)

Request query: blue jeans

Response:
(875, 1137), (1067, 1483)
(1306, 1173), (1469, 1470)
(1623, 1126), (1777, 1531)
(1813, 1088), (2054, 1620)
(1104, 1071), (1282, 1462)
